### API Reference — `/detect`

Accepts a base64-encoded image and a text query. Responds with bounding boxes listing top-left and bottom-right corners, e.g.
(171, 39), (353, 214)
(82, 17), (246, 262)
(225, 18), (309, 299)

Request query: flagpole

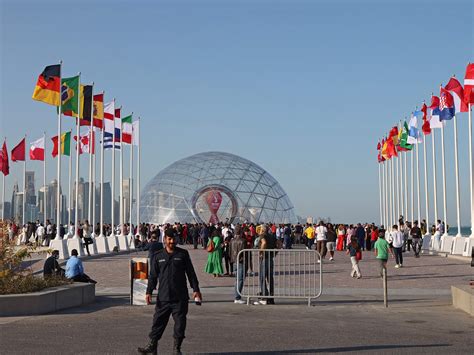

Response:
(441, 123), (448, 237)
(383, 161), (387, 228)
(378, 162), (383, 225)
(415, 136), (421, 224)
(466, 102), (474, 256)
(72, 73), (81, 239)
(387, 158), (392, 230)
(119, 108), (123, 236)
(68, 131), (72, 231)
(423, 129), (430, 236)
(23, 134), (26, 226)
(381, 158), (385, 227)
(111, 98), (116, 237)
(99, 115), (105, 238)
(43, 131), (47, 226)
(54, 61), (63, 240)
(92, 128), (96, 236)
(136, 117), (141, 237)
(395, 151), (400, 224)
(391, 158), (395, 229)
(411, 144), (414, 224)
(88, 83), (94, 232)
(432, 124), (438, 231)
(398, 151), (402, 223)
(1, 173), (4, 221)
(128, 125), (134, 239)
(469, 103), (474, 238)
(453, 114), (462, 238)
(404, 150), (408, 220)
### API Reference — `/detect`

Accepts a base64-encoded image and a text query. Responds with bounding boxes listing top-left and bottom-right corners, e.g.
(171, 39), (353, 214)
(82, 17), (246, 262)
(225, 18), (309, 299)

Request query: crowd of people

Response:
(5, 216), (441, 297)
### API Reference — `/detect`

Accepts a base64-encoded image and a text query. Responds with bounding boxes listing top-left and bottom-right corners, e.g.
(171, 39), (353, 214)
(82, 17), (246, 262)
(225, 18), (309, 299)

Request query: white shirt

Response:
(315, 226), (328, 241)
(390, 231), (404, 248)
(36, 225), (45, 237)
(222, 227), (229, 238)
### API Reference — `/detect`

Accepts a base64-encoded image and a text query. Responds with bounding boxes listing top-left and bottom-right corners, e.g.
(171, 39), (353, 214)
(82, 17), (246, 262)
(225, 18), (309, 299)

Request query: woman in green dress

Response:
(205, 230), (224, 277)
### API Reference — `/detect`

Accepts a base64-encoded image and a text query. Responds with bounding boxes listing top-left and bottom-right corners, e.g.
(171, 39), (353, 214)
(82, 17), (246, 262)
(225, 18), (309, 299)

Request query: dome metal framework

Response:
(140, 151), (297, 224)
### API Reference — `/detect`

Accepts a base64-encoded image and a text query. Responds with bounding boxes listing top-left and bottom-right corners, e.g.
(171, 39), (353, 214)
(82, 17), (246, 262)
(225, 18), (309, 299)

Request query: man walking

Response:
(389, 225), (404, 268)
(138, 228), (202, 355)
(229, 225), (247, 304)
(410, 221), (422, 257)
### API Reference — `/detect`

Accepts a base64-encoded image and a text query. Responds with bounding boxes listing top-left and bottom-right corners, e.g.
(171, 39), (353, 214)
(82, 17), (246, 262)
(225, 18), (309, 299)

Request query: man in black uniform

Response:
(138, 228), (202, 355)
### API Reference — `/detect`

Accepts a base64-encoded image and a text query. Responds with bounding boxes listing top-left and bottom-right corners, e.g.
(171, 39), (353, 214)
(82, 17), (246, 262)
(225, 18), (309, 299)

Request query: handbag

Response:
(207, 239), (215, 252)
(355, 250), (362, 261)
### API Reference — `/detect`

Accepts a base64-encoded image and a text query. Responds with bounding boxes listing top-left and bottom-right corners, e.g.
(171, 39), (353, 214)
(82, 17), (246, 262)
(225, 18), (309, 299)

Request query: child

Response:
(373, 228), (394, 277)
(346, 237), (362, 279)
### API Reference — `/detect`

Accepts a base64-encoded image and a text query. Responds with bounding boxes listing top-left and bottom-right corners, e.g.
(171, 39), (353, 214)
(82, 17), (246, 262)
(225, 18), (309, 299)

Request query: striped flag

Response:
(104, 101), (119, 149)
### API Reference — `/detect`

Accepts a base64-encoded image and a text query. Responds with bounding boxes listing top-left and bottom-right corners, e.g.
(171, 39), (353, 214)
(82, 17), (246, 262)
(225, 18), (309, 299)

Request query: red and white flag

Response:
(29, 137), (45, 161)
(445, 77), (468, 113)
(465, 63), (474, 105)
(74, 130), (95, 154)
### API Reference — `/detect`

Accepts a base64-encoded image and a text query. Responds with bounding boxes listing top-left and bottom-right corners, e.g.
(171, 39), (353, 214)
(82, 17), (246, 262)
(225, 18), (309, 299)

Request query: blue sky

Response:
(1, 0), (473, 224)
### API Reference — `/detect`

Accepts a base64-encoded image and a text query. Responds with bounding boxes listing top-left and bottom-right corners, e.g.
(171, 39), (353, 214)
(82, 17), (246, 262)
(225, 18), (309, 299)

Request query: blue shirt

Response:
(65, 256), (84, 279)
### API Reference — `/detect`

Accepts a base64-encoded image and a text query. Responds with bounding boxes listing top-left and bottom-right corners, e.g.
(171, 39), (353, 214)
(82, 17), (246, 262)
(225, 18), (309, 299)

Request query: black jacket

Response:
(146, 247), (200, 301)
(43, 256), (62, 276)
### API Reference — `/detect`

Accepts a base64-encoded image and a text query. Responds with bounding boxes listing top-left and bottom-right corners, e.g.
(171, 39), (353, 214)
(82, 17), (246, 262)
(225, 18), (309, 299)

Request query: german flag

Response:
(93, 93), (104, 129)
(32, 64), (61, 106)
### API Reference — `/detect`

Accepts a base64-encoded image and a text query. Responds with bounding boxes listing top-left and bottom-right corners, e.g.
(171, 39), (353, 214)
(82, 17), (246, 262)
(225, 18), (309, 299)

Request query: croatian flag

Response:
(429, 95), (443, 129)
(439, 87), (455, 121)
(445, 77), (468, 113)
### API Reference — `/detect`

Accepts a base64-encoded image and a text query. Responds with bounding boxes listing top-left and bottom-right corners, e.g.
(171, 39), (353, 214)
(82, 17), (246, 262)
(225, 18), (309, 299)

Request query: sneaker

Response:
(253, 300), (267, 305)
(329, 257), (334, 261)
(234, 299), (246, 304)
(317, 260), (321, 264)
(394, 264), (400, 268)
(306, 246), (309, 250)
(399, 264), (403, 268)
(357, 275), (362, 279)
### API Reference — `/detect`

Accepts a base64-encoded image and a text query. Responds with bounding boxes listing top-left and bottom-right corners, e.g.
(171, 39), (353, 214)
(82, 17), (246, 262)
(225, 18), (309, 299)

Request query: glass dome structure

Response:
(140, 151), (297, 224)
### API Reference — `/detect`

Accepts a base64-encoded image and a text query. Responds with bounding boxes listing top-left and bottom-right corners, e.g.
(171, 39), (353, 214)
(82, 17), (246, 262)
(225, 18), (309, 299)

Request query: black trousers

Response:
(150, 300), (188, 341)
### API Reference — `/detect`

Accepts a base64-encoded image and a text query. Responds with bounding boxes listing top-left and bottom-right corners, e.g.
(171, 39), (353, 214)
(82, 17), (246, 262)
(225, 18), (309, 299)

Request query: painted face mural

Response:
(206, 190), (222, 224)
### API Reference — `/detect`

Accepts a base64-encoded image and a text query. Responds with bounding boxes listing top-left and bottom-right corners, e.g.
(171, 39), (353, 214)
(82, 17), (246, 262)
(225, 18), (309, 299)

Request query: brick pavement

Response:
(2, 244), (473, 354)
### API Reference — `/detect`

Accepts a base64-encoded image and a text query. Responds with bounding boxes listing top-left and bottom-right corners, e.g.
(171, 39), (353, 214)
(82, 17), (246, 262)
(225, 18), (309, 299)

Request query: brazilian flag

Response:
(61, 75), (80, 117)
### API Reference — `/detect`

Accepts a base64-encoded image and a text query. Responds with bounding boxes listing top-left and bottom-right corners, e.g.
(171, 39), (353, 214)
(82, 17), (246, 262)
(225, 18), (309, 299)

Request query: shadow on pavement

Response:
(52, 295), (130, 315)
(204, 343), (451, 354)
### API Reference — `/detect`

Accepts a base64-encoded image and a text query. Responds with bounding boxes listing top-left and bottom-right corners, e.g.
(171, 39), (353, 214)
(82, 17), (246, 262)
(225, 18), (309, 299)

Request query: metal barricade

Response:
(236, 249), (323, 306)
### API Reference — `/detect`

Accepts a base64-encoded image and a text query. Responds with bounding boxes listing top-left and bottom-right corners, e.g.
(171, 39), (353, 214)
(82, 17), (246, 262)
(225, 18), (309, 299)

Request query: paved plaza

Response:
(1, 246), (473, 354)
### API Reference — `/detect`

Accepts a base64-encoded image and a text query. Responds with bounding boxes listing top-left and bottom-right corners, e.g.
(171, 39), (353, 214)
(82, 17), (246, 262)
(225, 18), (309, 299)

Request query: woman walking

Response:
(205, 230), (224, 277)
(336, 224), (345, 251)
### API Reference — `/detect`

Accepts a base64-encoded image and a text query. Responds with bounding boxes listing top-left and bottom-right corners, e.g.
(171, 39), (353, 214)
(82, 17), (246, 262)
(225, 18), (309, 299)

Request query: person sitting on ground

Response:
(43, 250), (65, 278)
(65, 249), (97, 284)
(146, 231), (163, 261)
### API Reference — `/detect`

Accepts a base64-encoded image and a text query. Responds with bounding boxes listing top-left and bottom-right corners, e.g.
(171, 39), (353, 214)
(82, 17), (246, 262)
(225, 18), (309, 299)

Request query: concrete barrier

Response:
(0, 283), (95, 317)
(451, 285), (474, 316)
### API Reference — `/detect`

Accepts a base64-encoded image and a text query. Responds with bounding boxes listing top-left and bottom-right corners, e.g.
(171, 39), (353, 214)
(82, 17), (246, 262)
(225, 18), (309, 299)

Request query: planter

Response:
(0, 283), (95, 317)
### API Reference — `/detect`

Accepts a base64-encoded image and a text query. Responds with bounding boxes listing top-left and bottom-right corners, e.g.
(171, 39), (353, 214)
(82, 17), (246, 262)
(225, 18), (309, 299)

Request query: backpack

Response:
(207, 239), (215, 252)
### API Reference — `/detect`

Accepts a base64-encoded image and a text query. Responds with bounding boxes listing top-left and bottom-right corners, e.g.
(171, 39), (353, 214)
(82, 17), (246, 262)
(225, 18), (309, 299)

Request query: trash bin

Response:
(130, 257), (148, 305)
